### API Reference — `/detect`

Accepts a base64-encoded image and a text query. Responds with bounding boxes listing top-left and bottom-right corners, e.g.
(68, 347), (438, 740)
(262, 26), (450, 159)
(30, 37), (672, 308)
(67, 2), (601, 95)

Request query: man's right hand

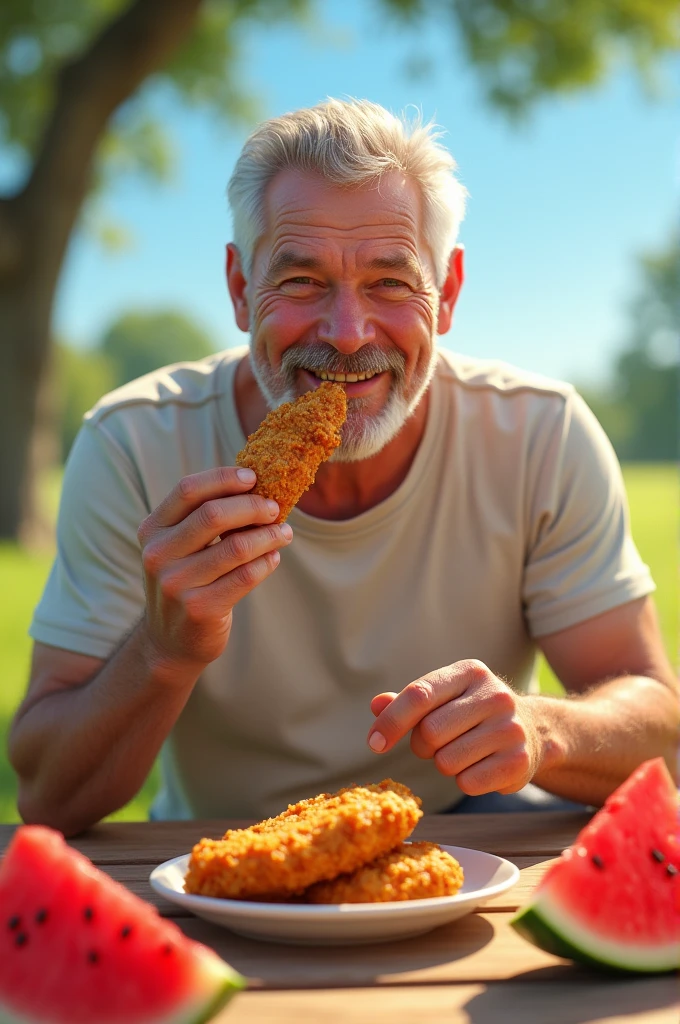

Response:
(137, 466), (291, 670)
(10, 463), (290, 835)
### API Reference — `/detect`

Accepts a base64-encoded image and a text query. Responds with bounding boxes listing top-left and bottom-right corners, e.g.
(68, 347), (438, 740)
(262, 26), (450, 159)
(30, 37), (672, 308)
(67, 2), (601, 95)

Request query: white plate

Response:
(149, 844), (519, 946)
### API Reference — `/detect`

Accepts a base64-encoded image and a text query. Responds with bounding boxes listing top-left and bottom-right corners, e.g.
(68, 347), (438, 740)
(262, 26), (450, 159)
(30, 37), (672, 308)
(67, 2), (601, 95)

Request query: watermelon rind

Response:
(511, 887), (680, 975)
(177, 953), (246, 1024)
(186, 954), (246, 1024)
(0, 952), (244, 1024)
(510, 760), (680, 975)
(0, 825), (246, 1024)
(0, 955), (244, 1024)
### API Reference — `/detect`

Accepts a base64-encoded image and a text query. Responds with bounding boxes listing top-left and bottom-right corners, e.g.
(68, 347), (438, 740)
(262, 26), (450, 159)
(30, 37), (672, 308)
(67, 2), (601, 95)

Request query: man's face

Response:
(235, 169), (445, 461)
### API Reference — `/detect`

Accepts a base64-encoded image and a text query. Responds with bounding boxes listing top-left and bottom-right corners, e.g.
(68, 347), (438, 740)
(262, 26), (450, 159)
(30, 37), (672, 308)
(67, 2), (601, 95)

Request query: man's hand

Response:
(367, 660), (552, 796)
(138, 466), (292, 671)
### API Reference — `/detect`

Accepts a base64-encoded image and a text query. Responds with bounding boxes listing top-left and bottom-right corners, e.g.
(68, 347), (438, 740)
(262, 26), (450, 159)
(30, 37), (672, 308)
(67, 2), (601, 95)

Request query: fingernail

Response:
(237, 468), (255, 483)
(368, 731), (387, 753)
(267, 500), (279, 515)
(280, 523), (293, 541)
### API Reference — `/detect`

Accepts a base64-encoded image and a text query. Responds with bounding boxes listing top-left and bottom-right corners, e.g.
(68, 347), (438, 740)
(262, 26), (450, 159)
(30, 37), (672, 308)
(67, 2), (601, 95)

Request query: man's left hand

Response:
(367, 660), (546, 795)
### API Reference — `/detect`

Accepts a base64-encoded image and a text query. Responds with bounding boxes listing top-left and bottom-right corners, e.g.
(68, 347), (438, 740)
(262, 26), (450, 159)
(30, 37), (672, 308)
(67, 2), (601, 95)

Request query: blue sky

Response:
(50, 2), (679, 386)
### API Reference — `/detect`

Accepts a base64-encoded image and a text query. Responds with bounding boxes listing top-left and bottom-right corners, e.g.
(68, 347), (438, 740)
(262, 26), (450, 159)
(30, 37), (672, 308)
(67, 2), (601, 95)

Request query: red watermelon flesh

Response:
(0, 826), (244, 1024)
(511, 758), (680, 973)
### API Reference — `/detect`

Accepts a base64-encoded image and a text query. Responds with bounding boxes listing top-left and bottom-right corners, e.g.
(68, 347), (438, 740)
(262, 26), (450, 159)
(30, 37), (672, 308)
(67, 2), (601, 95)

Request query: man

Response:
(10, 100), (678, 836)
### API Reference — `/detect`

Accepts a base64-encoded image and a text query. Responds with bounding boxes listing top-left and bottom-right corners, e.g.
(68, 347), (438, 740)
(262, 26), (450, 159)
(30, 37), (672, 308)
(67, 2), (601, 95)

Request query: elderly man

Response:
(10, 99), (677, 835)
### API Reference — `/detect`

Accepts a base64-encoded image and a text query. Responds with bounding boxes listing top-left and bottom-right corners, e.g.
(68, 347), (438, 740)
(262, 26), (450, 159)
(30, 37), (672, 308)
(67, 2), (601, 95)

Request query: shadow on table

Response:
(181, 914), (496, 989)
(462, 965), (678, 1024)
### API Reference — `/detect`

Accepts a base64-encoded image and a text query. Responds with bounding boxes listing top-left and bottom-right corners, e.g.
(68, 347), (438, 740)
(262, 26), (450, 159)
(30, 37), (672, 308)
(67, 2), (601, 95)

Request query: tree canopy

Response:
(57, 309), (217, 458)
(0, 0), (309, 200)
(1, 0), (678, 539)
(2, 1), (678, 184)
(102, 309), (216, 385)
(414, 0), (680, 115)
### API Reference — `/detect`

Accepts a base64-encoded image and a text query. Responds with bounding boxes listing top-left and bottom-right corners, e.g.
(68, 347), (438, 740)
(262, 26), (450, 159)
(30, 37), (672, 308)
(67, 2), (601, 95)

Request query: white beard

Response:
(249, 342), (438, 463)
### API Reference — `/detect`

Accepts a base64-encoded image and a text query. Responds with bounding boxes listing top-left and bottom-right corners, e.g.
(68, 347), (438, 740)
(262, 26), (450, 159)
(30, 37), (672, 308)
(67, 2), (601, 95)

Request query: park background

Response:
(0, 1), (678, 823)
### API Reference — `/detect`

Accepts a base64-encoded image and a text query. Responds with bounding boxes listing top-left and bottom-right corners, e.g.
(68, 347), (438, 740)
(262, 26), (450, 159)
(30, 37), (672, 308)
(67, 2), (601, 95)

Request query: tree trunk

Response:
(0, 0), (204, 542)
(0, 282), (58, 543)
(0, 227), (57, 539)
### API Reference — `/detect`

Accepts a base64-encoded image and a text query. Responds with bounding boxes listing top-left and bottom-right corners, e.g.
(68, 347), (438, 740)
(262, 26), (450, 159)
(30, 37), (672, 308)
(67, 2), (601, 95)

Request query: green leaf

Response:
(0, 0), (310, 181)
(379, 0), (680, 115)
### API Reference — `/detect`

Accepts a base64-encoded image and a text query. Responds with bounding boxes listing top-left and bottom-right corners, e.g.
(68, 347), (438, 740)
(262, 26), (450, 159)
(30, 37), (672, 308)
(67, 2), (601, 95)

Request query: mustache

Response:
(281, 342), (406, 380)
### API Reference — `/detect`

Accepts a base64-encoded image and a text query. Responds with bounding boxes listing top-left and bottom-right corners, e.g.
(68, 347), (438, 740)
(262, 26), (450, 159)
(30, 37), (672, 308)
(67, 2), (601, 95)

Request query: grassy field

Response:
(0, 540), (160, 823)
(537, 464), (678, 695)
(0, 463), (676, 823)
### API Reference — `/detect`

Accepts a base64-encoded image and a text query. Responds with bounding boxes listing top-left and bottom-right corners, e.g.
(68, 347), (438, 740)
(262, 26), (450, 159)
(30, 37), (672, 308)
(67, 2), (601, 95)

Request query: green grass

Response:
(537, 463), (678, 695)
(624, 465), (678, 662)
(0, 540), (159, 823)
(1, 464), (676, 823)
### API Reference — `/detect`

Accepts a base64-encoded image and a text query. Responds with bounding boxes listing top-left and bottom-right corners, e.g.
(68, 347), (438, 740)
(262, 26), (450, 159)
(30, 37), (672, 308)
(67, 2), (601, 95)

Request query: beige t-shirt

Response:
(31, 347), (654, 818)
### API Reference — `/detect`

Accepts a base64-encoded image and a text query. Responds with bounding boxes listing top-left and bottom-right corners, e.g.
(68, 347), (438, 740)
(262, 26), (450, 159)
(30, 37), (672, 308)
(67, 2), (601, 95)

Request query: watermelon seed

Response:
(591, 855), (605, 870)
(651, 849), (665, 863)
(35, 908), (48, 924)
(87, 950), (99, 964)
(15, 933), (28, 947)
(667, 864), (678, 877)
(83, 906), (94, 922)
(8, 915), (20, 930)
(120, 925), (132, 939)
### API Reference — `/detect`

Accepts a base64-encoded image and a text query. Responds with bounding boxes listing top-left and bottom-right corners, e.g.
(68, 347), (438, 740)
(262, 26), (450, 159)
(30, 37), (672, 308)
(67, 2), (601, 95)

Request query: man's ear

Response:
(437, 245), (464, 335)
(226, 244), (250, 333)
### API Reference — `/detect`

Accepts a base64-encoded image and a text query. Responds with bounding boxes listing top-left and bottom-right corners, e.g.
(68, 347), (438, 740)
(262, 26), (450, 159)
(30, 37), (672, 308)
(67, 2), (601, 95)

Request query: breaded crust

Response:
(184, 780), (422, 900)
(235, 381), (347, 522)
(304, 841), (465, 904)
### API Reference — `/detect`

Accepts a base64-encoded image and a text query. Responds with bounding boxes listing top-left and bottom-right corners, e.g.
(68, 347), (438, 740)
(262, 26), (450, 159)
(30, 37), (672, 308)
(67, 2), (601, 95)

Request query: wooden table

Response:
(1, 814), (677, 1023)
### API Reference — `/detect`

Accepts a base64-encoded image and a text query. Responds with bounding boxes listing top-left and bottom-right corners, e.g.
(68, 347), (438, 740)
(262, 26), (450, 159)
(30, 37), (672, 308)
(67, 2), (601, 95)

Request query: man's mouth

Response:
(302, 368), (381, 383)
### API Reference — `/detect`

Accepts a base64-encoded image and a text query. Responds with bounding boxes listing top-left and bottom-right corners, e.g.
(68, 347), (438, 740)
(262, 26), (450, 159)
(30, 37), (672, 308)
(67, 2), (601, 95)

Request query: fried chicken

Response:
(235, 381), (347, 523)
(184, 780), (422, 900)
(303, 841), (465, 904)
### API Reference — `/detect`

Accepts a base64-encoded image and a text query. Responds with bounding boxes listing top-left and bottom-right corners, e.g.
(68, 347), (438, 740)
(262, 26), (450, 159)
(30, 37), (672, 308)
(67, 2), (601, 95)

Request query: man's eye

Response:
(379, 278), (408, 289)
(285, 277), (315, 285)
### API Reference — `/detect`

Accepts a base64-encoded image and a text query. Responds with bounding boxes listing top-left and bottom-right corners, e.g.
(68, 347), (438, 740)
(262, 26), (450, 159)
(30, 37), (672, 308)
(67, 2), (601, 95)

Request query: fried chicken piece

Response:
(235, 381), (347, 523)
(184, 780), (422, 900)
(304, 842), (465, 904)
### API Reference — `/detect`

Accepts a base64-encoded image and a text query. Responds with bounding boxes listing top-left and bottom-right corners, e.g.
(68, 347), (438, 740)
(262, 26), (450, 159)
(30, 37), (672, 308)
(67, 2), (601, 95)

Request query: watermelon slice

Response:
(511, 757), (680, 973)
(0, 826), (245, 1023)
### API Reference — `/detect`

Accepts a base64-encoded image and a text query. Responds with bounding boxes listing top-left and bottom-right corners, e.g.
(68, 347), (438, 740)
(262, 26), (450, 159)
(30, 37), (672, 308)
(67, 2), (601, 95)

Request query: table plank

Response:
(412, 811), (592, 857)
(218, 979), (680, 1024)
(98, 855), (554, 917)
(0, 821), (238, 865)
(476, 856), (553, 910)
(1, 818), (675, 1024)
(174, 911), (580, 988)
(0, 811), (592, 864)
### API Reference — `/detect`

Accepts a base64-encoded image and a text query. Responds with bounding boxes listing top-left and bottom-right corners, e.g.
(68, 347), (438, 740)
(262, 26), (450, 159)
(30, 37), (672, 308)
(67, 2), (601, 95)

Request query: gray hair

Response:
(227, 98), (467, 288)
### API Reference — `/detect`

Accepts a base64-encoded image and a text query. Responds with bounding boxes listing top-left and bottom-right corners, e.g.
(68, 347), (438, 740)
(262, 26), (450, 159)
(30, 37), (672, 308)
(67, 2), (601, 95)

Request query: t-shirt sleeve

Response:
(522, 390), (655, 638)
(30, 419), (149, 658)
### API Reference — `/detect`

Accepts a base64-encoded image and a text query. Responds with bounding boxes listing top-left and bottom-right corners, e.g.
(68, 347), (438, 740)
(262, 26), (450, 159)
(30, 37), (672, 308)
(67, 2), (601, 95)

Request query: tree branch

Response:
(21, 0), (205, 256)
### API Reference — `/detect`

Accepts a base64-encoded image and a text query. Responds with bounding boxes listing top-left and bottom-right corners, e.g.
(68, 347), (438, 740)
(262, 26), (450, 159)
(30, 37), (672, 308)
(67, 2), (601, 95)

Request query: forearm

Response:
(527, 675), (680, 805)
(9, 622), (203, 836)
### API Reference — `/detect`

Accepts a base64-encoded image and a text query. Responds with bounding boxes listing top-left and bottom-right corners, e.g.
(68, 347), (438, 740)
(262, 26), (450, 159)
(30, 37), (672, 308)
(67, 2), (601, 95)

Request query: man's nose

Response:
(317, 288), (375, 353)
